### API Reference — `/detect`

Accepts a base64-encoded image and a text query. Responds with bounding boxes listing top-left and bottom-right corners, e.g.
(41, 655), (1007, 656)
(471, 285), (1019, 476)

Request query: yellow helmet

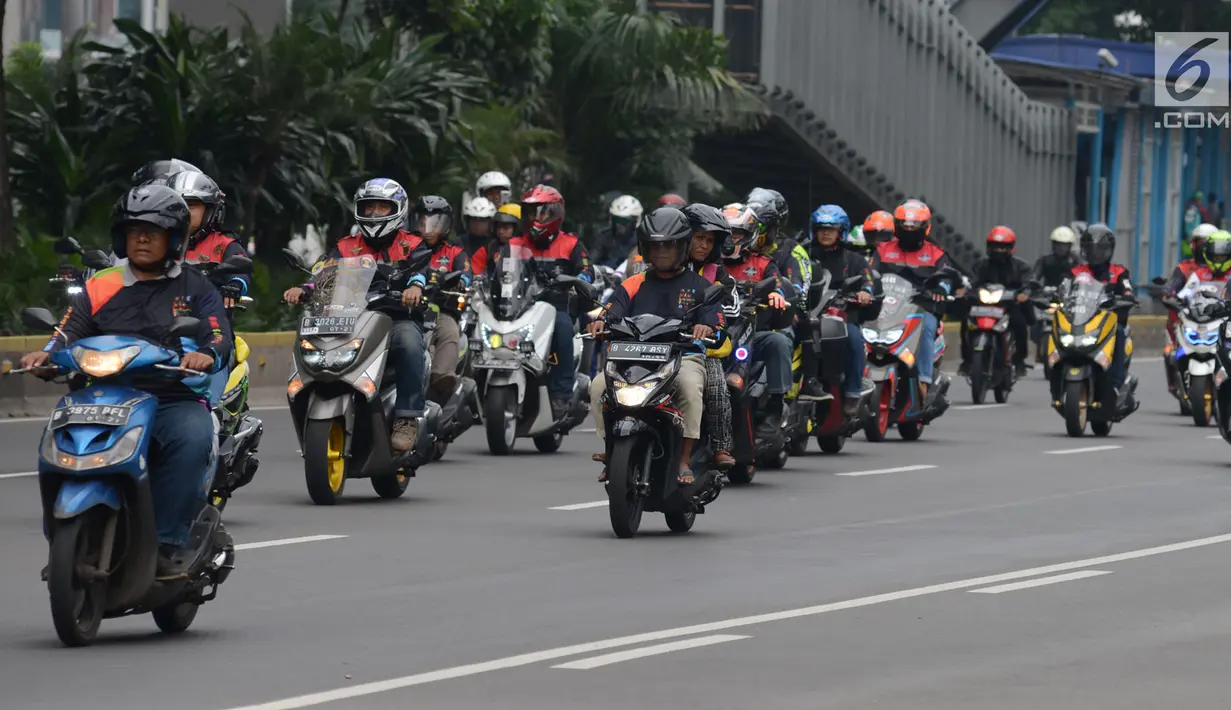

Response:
(494, 202), (521, 225)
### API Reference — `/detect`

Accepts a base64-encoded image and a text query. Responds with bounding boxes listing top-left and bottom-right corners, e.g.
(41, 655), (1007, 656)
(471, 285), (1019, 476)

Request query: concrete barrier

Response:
(0, 317), (1173, 419)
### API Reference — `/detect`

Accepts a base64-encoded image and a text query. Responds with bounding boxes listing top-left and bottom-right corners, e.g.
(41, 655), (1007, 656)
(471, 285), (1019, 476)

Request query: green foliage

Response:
(1024, 0), (1231, 41)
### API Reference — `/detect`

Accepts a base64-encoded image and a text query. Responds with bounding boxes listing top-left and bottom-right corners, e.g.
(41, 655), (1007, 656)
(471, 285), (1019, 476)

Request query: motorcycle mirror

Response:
(167, 316), (201, 340)
(441, 270), (463, 287)
(53, 237), (84, 255)
(21, 307), (59, 332)
(216, 254), (255, 276)
(81, 250), (112, 270)
(702, 282), (729, 305)
(282, 248), (310, 273)
(572, 280), (596, 302)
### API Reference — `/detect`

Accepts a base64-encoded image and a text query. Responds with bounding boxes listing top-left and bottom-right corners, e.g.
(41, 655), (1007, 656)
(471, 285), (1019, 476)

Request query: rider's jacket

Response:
(602, 269), (721, 330)
(687, 260), (734, 286)
(1071, 263), (1132, 296)
(972, 255), (1032, 289)
(46, 264), (233, 401)
(186, 232), (251, 294)
(1031, 253), (1081, 288)
(305, 231), (432, 322)
(507, 233), (594, 310)
(871, 238), (953, 272)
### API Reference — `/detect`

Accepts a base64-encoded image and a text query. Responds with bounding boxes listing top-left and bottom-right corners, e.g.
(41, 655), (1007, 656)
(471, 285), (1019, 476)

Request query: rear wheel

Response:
(1190, 374), (1214, 427)
(863, 381), (891, 442)
(371, 473), (410, 499)
(606, 437), (647, 538)
(664, 509), (696, 533)
(533, 432), (564, 453)
(817, 434), (845, 453)
(431, 441), (448, 461)
(760, 448), (788, 470)
(1091, 421), (1113, 437)
(726, 463), (756, 485)
(48, 515), (107, 647)
(898, 422), (923, 441)
(152, 602), (199, 634)
(484, 386), (518, 455)
(1063, 380), (1088, 437)
(788, 433), (809, 456)
(304, 419), (347, 505)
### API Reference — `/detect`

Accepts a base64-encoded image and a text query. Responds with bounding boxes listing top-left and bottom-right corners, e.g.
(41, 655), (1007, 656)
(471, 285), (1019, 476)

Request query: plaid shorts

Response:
(704, 356), (734, 451)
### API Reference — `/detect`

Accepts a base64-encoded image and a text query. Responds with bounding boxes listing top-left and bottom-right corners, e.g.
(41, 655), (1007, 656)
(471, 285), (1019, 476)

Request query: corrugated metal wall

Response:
(757, 0), (1077, 263)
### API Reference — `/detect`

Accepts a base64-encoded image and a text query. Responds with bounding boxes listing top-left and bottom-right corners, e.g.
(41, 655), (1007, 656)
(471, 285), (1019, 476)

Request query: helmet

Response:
(110, 184), (191, 262)
(463, 196), (497, 220)
(414, 195), (454, 243)
(683, 203), (731, 264)
(656, 193), (686, 208)
(746, 188), (788, 228)
(636, 207), (692, 271)
(475, 171), (513, 205)
(494, 202), (521, 228)
(609, 195), (644, 243)
(1080, 222), (1115, 266)
(862, 210), (895, 247)
(893, 199), (932, 250)
(1204, 230), (1231, 276)
(986, 225), (1017, 260)
(353, 178), (409, 248)
(520, 184), (565, 247)
(1050, 225), (1076, 244)
(721, 202), (760, 260)
(159, 171), (225, 245)
(745, 200), (780, 251)
(131, 158), (202, 185)
(810, 204), (851, 247)
(846, 225), (868, 251)
(1070, 220), (1089, 238)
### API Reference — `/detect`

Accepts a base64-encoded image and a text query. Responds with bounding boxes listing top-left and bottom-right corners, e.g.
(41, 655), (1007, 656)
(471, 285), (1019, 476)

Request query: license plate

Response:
(970, 306), (1004, 318)
(50, 404), (132, 429)
(473, 354), (520, 370)
(300, 316), (358, 336)
(607, 342), (671, 361)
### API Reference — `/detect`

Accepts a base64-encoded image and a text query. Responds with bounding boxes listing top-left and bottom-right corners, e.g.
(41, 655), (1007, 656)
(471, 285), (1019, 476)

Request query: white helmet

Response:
(463, 196), (497, 219)
(1191, 223), (1219, 240)
(474, 171), (512, 205)
(1049, 225), (1076, 244)
(609, 194), (644, 221)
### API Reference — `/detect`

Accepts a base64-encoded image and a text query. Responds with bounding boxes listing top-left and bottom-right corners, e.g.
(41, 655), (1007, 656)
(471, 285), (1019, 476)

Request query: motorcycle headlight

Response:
(1059, 334), (1075, 347)
(322, 338), (363, 370)
(66, 285), (83, 296)
(614, 379), (661, 407)
(299, 339), (324, 367)
(882, 327), (905, 344)
(41, 426), (144, 471)
(1077, 333), (1099, 347)
(861, 327), (878, 342)
(500, 325), (535, 351)
(71, 345), (141, 378)
(978, 288), (1003, 304)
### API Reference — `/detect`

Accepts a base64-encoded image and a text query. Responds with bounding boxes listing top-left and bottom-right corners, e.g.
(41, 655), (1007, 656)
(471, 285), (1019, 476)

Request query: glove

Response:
(220, 280), (244, 302)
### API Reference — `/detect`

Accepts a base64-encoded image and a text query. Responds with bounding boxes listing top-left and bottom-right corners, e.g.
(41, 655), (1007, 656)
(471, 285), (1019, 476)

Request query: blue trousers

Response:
(845, 323), (866, 398)
(390, 320), (428, 416)
(754, 330), (792, 395)
(917, 312), (940, 384)
(1109, 325), (1128, 388)
(549, 309), (576, 398)
(150, 400), (215, 547)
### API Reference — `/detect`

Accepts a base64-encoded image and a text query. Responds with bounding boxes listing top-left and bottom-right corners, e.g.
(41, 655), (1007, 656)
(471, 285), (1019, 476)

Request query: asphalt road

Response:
(3, 362), (1231, 710)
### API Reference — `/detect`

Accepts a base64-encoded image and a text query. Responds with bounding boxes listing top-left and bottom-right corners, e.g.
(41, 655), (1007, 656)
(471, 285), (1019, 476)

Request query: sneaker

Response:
(1014, 362), (1028, 378)
(391, 418), (417, 452)
(550, 396), (571, 421)
(797, 378), (832, 401)
(842, 396), (860, 418)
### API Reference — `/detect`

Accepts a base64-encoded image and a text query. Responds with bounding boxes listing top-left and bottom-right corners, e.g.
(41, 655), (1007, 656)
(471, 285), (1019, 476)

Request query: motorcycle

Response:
(469, 243), (594, 455)
(283, 250), (442, 504)
(964, 282), (1020, 405)
(721, 276), (787, 483)
(15, 308), (235, 647)
(50, 237), (114, 298)
(1041, 275), (1139, 437)
(596, 288), (728, 538)
(861, 266), (955, 442)
(1208, 290), (1231, 443)
(1162, 274), (1228, 426)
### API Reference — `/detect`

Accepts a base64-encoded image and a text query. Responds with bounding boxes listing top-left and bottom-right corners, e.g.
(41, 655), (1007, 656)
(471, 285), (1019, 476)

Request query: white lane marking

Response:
(234, 535), (347, 551)
(219, 532), (1231, 710)
(0, 471), (37, 480)
(1044, 445), (1122, 455)
(549, 500), (608, 511)
(577, 427), (597, 433)
(0, 404), (287, 425)
(968, 570), (1112, 594)
(1208, 435), (1222, 439)
(952, 404), (1009, 411)
(552, 635), (750, 670)
(835, 465), (937, 477)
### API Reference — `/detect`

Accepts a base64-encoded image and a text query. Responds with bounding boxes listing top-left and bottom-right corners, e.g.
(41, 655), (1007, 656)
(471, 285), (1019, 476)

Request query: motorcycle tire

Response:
(48, 514), (107, 647)
(970, 351), (988, 405)
(484, 386), (518, 455)
(664, 508), (696, 533)
(726, 463), (756, 485)
(533, 432), (564, 453)
(898, 422), (923, 441)
(864, 381), (891, 442)
(371, 473), (410, 499)
(607, 437), (647, 538)
(152, 602), (200, 634)
(816, 434), (845, 454)
(304, 419), (347, 505)
(1064, 380), (1088, 437)
(1190, 374), (1214, 427)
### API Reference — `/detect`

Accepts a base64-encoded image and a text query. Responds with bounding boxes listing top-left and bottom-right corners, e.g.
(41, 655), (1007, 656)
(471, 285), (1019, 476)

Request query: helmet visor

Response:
(418, 213), (452, 239)
(358, 199), (397, 218)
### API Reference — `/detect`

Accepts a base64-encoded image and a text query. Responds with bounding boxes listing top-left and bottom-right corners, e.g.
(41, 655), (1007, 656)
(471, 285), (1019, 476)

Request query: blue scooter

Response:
(14, 308), (236, 647)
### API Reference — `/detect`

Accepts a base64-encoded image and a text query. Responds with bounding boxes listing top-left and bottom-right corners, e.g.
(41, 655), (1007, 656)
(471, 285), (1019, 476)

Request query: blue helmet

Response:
(810, 204), (850, 240)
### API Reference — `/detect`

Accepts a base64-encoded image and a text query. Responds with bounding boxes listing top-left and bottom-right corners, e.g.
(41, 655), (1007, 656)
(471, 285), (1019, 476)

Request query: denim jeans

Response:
(845, 323), (866, 398)
(549, 308), (576, 399)
(1109, 324), (1128, 388)
(754, 330), (793, 395)
(150, 400), (215, 547)
(917, 312), (939, 384)
(390, 320), (428, 417)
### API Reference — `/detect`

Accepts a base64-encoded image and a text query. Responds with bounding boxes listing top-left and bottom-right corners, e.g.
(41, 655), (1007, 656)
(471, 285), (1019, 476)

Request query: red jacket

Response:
(186, 231), (250, 293)
(723, 253), (779, 283)
(331, 230), (425, 262)
(424, 241), (473, 287)
(872, 239), (951, 269)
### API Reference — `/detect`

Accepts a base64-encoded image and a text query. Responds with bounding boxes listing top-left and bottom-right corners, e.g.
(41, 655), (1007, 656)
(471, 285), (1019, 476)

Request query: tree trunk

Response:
(0, 0), (16, 251)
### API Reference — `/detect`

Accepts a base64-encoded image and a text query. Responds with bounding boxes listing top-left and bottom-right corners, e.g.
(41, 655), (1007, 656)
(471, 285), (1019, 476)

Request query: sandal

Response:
(594, 453), (607, 482)
(677, 469), (695, 486)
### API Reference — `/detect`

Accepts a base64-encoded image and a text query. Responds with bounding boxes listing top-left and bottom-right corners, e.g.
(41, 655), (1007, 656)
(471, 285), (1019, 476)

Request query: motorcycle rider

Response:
(21, 184), (231, 576)
(862, 210), (896, 252)
(683, 203), (739, 469)
(282, 178), (431, 452)
(132, 158), (203, 186)
(1164, 223), (1220, 296)
(806, 204), (876, 415)
(844, 225), (872, 258)
(657, 193), (687, 208)
(721, 202), (792, 434)
(470, 203), (522, 277)
(157, 171), (251, 309)
(600, 194), (644, 267)
(475, 171), (513, 206)
(510, 185), (594, 420)
(959, 226), (1034, 378)
(461, 196), (497, 256)
(411, 196), (473, 402)
(870, 199), (955, 402)
(1069, 223), (1135, 392)
(586, 207), (720, 485)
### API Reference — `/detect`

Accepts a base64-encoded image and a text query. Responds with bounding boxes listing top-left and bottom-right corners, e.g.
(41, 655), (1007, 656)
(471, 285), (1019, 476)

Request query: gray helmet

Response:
(159, 171), (226, 244)
(110, 184), (192, 262)
(353, 178), (409, 248)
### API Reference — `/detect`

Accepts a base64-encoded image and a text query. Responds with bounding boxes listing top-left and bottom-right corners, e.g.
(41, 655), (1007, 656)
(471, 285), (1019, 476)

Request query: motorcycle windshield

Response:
(1061, 278), (1105, 327)
(493, 244), (538, 319)
(300, 257), (378, 336)
(872, 273), (917, 330)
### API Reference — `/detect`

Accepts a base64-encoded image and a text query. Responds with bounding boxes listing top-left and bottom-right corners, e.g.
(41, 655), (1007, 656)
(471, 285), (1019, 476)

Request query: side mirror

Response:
(573, 280), (596, 302)
(441, 270), (464, 288)
(216, 254), (254, 276)
(22, 307), (59, 332)
(82, 250), (112, 270)
(702, 282), (729, 305)
(167, 316), (201, 340)
(54, 237), (84, 255)
(282, 248), (309, 273)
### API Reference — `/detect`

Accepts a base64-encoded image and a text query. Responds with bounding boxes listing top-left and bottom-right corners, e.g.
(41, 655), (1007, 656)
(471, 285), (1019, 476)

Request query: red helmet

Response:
(892, 199), (932, 250)
(520, 184), (565, 247)
(657, 193), (686, 208)
(986, 225), (1017, 255)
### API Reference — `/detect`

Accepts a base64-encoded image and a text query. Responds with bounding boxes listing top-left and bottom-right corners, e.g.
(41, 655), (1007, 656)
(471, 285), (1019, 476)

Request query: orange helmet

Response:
(986, 225), (1016, 259)
(862, 210), (894, 247)
(893, 199), (932, 250)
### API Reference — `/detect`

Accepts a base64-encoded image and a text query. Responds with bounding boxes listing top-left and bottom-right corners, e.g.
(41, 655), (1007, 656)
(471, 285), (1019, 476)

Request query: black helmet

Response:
(636, 207), (692, 271)
(414, 195), (454, 243)
(746, 187), (788, 227)
(157, 171), (225, 245)
(110, 184), (191, 262)
(683, 203), (730, 264)
(132, 159), (202, 186)
(1080, 223), (1115, 266)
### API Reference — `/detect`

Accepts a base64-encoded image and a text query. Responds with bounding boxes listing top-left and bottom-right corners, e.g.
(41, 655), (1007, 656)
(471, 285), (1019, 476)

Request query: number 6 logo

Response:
(1156, 33), (1228, 108)
(1168, 37), (1219, 103)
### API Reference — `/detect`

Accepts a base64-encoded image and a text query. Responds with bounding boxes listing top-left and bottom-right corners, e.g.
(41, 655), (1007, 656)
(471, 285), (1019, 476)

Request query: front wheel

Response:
(606, 437), (648, 538)
(371, 473), (410, 499)
(759, 448), (788, 470)
(970, 349), (988, 405)
(898, 421), (923, 441)
(664, 509), (696, 533)
(484, 386), (518, 455)
(152, 602), (200, 634)
(864, 381), (891, 442)
(48, 515), (107, 647)
(726, 463), (756, 485)
(533, 432), (564, 453)
(817, 434), (845, 454)
(1190, 373), (1214, 427)
(1091, 421), (1113, 437)
(1063, 380), (1088, 437)
(304, 418), (347, 505)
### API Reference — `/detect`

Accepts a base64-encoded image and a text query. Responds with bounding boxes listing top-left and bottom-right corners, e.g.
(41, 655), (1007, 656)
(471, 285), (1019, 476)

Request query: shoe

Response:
(428, 373), (459, 403)
(957, 362), (970, 377)
(714, 450), (735, 470)
(550, 396), (571, 421)
(797, 378), (832, 401)
(842, 396), (860, 418)
(756, 413), (782, 437)
(155, 546), (187, 579)
(391, 418), (417, 452)
(1014, 362), (1028, 378)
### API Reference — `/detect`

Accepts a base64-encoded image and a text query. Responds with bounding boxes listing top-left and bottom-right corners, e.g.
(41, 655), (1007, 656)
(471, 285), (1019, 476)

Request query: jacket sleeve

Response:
(471, 247), (488, 276)
(221, 240), (253, 294)
(569, 241), (594, 283)
(403, 243), (431, 289)
(452, 249), (473, 288)
(1116, 268), (1135, 297)
(1030, 256), (1048, 284)
(846, 252), (874, 293)
(192, 286), (234, 372)
(1163, 265), (1188, 296)
(43, 294), (99, 352)
(602, 283), (631, 321)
